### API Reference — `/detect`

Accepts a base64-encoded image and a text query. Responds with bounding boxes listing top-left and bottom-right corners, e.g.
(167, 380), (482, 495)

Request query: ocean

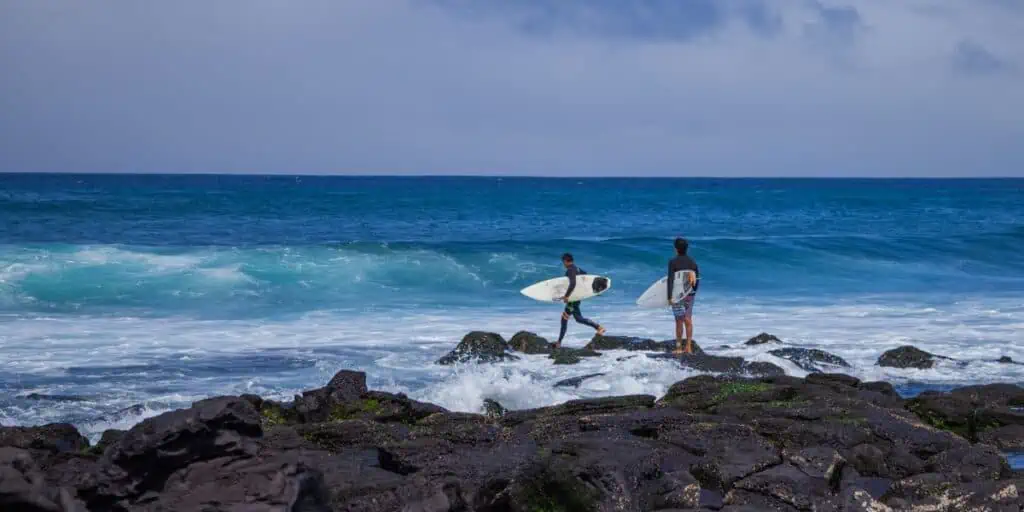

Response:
(1, 174), (1022, 441)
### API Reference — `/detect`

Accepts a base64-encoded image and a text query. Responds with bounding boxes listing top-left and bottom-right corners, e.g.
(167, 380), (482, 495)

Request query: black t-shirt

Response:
(667, 254), (699, 300)
(565, 264), (586, 297)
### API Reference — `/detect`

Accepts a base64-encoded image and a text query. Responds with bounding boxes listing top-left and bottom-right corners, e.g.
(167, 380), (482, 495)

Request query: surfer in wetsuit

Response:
(556, 253), (605, 348)
(667, 238), (699, 354)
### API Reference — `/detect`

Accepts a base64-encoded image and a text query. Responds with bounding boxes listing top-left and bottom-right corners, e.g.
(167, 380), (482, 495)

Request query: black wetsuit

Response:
(667, 254), (699, 302)
(559, 263), (600, 342)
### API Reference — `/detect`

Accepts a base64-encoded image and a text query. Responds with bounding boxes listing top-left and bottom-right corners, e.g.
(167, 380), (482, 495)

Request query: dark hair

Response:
(561, 252), (574, 262)
(674, 237), (689, 254)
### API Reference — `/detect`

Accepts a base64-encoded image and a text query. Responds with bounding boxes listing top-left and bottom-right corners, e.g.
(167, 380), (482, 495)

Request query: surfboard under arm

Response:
(635, 270), (696, 308)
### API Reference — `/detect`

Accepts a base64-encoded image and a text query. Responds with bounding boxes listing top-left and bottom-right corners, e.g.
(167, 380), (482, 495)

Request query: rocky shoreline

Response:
(3, 332), (1023, 511)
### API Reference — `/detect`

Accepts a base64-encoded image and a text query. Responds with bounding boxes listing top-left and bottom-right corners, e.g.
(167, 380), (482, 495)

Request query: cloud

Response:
(953, 40), (1008, 75)
(0, 0), (1022, 176)
(804, 1), (863, 42)
(433, 0), (784, 41)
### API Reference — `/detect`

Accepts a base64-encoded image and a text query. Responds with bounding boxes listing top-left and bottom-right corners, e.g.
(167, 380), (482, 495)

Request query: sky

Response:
(1, 0), (1022, 177)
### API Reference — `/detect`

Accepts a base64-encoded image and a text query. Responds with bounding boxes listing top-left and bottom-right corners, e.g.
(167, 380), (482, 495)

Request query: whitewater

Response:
(1, 175), (1022, 441)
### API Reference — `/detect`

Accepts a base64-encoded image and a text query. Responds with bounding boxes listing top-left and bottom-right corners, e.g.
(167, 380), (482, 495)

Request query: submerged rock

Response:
(554, 373), (606, 388)
(549, 347), (601, 365)
(436, 331), (520, 365)
(769, 347), (851, 372)
(508, 331), (553, 354)
(21, 393), (90, 403)
(877, 345), (946, 369)
(745, 332), (783, 345)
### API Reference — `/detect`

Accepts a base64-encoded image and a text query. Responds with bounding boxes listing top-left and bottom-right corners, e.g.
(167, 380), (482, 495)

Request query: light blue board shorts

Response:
(672, 295), (695, 320)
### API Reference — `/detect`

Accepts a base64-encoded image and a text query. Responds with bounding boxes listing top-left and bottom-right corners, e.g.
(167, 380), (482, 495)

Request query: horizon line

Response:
(1, 171), (1021, 180)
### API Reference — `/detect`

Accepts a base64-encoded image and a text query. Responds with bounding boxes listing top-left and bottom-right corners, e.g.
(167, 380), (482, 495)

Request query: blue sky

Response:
(1, 0), (1022, 176)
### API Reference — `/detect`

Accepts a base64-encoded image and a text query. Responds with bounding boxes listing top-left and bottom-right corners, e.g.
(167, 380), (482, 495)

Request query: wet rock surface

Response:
(4, 366), (1021, 511)
(877, 345), (949, 369)
(585, 334), (704, 354)
(745, 332), (783, 346)
(508, 331), (553, 354)
(554, 372), (607, 388)
(769, 347), (851, 372)
(650, 353), (787, 378)
(548, 347), (602, 365)
(907, 383), (1024, 449)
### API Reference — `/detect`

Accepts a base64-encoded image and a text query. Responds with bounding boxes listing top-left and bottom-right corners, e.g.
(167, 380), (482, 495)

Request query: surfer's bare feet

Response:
(553, 341), (561, 349)
(596, 326), (606, 336)
(673, 343), (684, 355)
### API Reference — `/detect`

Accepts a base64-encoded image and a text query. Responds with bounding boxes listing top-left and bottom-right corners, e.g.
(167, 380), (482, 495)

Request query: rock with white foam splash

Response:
(436, 331), (520, 365)
(876, 345), (950, 369)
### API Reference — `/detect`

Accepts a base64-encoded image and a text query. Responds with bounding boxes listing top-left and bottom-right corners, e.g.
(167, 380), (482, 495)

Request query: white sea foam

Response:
(2, 296), (1023, 436)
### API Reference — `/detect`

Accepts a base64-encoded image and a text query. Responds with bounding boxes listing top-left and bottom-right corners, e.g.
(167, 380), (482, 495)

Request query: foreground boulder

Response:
(0, 423), (89, 453)
(436, 331), (520, 365)
(877, 345), (947, 369)
(106, 397), (263, 495)
(3, 369), (1022, 511)
(769, 347), (851, 372)
(0, 447), (85, 511)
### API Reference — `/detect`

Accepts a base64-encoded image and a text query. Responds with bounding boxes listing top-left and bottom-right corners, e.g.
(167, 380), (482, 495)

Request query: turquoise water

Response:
(1, 174), (1022, 438)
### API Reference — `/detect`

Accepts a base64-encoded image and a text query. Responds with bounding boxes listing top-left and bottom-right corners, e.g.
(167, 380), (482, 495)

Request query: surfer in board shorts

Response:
(667, 237), (699, 354)
(556, 253), (605, 348)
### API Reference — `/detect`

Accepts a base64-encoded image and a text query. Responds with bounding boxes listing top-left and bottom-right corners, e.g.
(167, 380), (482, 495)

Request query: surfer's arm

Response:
(564, 267), (577, 299)
(666, 263), (674, 302)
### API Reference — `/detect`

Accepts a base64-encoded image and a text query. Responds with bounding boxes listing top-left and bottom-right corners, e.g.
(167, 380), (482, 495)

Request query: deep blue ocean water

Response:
(1, 174), (1022, 439)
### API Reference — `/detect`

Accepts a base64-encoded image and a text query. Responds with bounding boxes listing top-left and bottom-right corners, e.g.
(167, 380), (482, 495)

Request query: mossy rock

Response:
(260, 401), (300, 426)
(713, 382), (772, 401)
(329, 398), (384, 421)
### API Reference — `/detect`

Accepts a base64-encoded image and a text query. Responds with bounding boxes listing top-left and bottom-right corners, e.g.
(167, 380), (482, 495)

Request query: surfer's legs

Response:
(684, 317), (694, 354)
(672, 296), (695, 354)
(674, 318), (685, 353)
(682, 296), (695, 353)
(557, 305), (572, 347)
(558, 302), (602, 345)
(571, 303), (602, 332)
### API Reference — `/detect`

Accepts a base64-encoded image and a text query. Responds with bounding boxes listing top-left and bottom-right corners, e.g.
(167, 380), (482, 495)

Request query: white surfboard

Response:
(636, 270), (696, 308)
(520, 275), (612, 303)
